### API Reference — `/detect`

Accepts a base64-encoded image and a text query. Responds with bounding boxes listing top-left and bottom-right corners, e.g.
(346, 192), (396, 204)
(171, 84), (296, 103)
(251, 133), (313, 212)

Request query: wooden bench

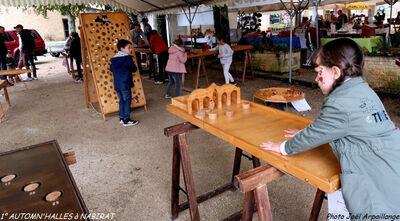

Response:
(0, 69), (32, 88)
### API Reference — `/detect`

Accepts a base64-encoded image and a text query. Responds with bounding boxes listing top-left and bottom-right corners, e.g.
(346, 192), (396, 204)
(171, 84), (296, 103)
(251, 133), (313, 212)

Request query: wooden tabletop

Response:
(134, 47), (153, 54)
(187, 45), (253, 59)
(167, 100), (341, 193)
(0, 141), (89, 218)
(0, 69), (32, 76)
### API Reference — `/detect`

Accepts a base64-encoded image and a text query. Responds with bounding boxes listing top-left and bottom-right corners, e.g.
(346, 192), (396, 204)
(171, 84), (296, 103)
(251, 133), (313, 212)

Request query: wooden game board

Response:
(165, 84), (341, 220)
(79, 12), (147, 121)
(183, 45), (254, 91)
(254, 87), (304, 103)
(0, 141), (89, 219)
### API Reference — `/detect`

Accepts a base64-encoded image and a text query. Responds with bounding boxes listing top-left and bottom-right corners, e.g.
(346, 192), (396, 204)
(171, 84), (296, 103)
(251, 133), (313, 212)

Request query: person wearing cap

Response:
(14, 24), (37, 80)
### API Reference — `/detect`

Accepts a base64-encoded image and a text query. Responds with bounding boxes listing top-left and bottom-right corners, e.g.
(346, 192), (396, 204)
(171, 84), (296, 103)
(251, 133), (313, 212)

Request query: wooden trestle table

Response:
(165, 85), (341, 221)
(183, 45), (254, 91)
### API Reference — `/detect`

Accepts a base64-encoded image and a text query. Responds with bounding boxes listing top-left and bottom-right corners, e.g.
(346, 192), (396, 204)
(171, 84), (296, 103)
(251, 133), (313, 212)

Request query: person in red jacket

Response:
(149, 30), (169, 85)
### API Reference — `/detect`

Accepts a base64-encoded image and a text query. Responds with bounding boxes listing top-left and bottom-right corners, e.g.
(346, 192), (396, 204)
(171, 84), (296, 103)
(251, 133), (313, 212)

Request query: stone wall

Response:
(252, 50), (301, 73)
(0, 7), (79, 41)
(364, 56), (400, 89)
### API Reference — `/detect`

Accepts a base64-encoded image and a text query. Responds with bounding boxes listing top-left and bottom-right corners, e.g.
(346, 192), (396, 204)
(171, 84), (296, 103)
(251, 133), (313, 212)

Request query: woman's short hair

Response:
(311, 38), (364, 91)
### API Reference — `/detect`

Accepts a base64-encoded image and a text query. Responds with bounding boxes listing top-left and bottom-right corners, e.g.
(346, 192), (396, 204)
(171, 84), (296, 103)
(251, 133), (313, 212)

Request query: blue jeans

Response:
(0, 55), (6, 80)
(166, 72), (180, 97)
(116, 90), (132, 119)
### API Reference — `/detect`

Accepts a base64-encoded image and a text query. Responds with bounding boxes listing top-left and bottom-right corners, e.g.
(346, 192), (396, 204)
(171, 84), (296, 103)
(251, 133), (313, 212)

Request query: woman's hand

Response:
(284, 128), (299, 138)
(259, 142), (281, 153)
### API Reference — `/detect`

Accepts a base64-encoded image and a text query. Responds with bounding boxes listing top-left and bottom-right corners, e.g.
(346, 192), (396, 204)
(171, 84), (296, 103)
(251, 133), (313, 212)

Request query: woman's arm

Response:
(261, 99), (349, 155)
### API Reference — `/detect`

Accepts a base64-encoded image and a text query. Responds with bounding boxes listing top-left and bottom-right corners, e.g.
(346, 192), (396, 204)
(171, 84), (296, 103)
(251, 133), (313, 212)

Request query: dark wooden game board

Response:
(0, 140), (89, 220)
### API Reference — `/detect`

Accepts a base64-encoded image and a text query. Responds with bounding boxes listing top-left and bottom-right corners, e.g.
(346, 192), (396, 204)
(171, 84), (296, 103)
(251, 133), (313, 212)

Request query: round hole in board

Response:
(1, 174), (16, 183)
(116, 24), (119, 27)
(102, 32), (106, 36)
(44, 191), (63, 202)
(23, 182), (40, 192)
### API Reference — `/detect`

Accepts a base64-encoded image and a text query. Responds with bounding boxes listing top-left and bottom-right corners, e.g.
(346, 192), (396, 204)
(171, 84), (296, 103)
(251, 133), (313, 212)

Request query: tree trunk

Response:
(68, 14), (76, 34)
(213, 5), (231, 43)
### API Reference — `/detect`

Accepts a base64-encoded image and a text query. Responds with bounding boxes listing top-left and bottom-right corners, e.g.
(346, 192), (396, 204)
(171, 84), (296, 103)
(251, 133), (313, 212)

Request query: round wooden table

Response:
(253, 87), (304, 111)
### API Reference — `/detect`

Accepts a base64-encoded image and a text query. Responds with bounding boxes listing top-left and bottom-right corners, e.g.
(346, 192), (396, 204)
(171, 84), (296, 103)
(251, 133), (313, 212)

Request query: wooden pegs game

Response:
(254, 87), (304, 103)
(0, 141), (90, 220)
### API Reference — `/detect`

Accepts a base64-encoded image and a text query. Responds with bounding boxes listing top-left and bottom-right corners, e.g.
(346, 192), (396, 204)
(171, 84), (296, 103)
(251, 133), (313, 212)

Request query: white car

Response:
(45, 40), (67, 57)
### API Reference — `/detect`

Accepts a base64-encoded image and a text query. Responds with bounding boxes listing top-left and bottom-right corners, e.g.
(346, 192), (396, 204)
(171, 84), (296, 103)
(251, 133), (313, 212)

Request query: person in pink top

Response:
(165, 39), (187, 98)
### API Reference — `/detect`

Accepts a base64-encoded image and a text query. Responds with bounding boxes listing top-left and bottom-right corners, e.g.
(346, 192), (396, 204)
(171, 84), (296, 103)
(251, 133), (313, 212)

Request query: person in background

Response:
(209, 34), (237, 85)
(141, 18), (152, 42)
(149, 30), (169, 85)
(337, 10), (348, 29)
(109, 39), (139, 127)
(15, 24), (36, 81)
(130, 23), (149, 73)
(204, 29), (214, 49)
(260, 38), (400, 215)
(129, 22), (135, 31)
(165, 39), (187, 98)
(63, 33), (73, 53)
(69, 32), (83, 83)
(0, 26), (7, 81)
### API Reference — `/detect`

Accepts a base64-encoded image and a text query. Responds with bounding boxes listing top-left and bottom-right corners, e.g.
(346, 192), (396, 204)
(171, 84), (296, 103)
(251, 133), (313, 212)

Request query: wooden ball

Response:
(23, 183), (40, 192)
(45, 191), (62, 202)
(242, 102), (250, 109)
(1, 174), (16, 183)
(195, 110), (206, 119)
(208, 112), (217, 120)
(225, 109), (234, 117)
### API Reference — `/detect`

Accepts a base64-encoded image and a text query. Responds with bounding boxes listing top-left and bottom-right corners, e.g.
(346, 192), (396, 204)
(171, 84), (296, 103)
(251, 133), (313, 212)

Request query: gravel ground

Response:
(0, 55), (399, 221)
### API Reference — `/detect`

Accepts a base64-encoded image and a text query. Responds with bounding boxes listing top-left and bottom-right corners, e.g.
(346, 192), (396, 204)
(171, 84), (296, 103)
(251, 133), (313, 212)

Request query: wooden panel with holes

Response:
(79, 12), (147, 120)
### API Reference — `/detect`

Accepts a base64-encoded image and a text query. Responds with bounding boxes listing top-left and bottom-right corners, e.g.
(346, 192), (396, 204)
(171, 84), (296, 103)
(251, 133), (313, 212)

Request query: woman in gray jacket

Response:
(260, 38), (400, 216)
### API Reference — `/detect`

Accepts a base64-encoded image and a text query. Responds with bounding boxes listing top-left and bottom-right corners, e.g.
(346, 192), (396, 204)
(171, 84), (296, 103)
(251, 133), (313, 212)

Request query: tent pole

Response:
(289, 15), (293, 84)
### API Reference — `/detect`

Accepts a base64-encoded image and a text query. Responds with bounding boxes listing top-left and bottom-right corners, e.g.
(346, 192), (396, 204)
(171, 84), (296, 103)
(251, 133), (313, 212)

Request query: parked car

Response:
(46, 40), (67, 57)
(3, 29), (47, 62)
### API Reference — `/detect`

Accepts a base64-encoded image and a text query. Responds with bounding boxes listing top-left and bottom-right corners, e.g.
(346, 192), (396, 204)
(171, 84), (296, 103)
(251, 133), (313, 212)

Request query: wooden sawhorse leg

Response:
(234, 164), (285, 221)
(309, 189), (325, 221)
(0, 102), (4, 121)
(165, 123), (261, 221)
(3, 86), (11, 108)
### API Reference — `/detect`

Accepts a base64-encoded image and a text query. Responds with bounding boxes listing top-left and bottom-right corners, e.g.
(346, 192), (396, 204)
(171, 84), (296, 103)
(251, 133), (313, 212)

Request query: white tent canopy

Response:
(0, 0), (374, 15)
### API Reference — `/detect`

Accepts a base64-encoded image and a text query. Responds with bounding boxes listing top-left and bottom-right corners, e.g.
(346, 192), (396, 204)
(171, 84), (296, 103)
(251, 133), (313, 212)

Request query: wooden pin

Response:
(1, 174), (16, 183)
(208, 112), (217, 120)
(24, 183), (40, 192)
(45, 191), (62, 202)
(195, 109), (206, 119)
(225, 109), (234, 117)
(242, 102), (250, 110)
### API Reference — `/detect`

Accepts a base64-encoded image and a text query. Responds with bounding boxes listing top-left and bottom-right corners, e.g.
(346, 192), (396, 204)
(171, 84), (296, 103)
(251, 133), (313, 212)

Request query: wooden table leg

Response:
(247, 50), (255, 80)
(254, 185), (273, 221)
(200, 58), (209, 86)
(232, 147), (243, 182)
(171, 135), (181, 219)
(308, 189), (325, 221)
(241, 51), (248, 83)
(3, 86), (11, 108)
(0, 102), (4, 121)
(195, 58), (202, 89)
(178, 133), (200, 221)
(252, 156), (261, 168)
(242, 191), (255, 221)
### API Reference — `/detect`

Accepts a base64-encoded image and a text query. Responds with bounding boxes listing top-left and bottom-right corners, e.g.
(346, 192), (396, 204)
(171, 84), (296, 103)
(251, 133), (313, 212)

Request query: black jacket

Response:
(70, 37), (82, 59)
(20, 29), (35, 52)
(0, 34), (7, 57)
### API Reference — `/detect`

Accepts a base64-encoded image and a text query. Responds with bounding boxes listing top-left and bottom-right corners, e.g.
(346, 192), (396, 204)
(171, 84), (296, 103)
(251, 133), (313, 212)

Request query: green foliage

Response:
(366, 38), (396, 57)
(32, 4), (87, 18)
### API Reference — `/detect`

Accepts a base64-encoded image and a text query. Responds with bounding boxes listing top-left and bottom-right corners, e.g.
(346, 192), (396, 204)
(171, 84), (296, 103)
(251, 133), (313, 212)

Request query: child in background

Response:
(165, 39), (187, 98)
(204, 29), (214, 49)
(209, 34), (237, 85)
(260, 38), (400, 215)
(110, 39), (139, 127)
